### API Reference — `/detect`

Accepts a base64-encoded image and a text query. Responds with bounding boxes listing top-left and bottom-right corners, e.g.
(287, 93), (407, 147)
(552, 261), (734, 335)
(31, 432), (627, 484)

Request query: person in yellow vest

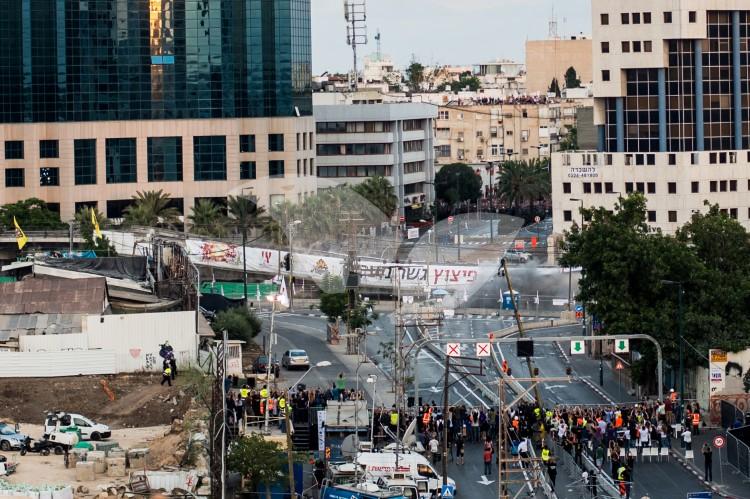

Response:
(534, 407), (541, 421)
(240, 385), (250, 400)
(541, 444), (551, 464)
(278, 396), (287, 431)
(160, 365), (172, 386)
(389, 407), (399, 432)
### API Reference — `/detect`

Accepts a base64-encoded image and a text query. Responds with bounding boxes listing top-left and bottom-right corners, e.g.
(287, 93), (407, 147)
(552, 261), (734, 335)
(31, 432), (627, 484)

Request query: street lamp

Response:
(454, 172), (462, 261)
(485, 162), (495, 243)
(287, 360), (333, 393)
(661, 280), (685, 411)
(287, 220), (302, 309)
(366, 375), (378, 445)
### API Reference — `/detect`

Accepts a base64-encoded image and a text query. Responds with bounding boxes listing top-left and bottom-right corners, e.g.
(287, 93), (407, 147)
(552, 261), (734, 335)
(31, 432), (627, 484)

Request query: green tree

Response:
(456, 71), (481, 91)
(319, 292), (348, 324)
(188, 199), (228, 238)
(564, 66), (581, 89)
(227, 433), (286, 499)
(434, 163), (482, 204)
(74, 207), (117, 256)
(211, 306), (262, 343)
(123, 190), (180, 227)
(548, 77), (561, 97)
(352, 176), (398, 218)
(559, 126), (579, 151)
(0, 198), (66, 230)
(406, 57), (425, 92)
(496, 159), (551, 215)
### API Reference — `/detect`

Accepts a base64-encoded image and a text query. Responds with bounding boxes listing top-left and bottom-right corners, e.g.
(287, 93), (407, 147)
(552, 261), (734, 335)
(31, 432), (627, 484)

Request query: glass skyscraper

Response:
(0, 0), (317, 221)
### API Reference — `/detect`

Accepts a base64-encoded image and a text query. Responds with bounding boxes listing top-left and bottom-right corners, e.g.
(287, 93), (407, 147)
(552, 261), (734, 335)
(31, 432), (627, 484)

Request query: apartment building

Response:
(435, 100), (589, 166)
(552, 0), (750, 234)
(526, 36), (594, 94)
(0, 0), (316, 221)
(314, 102), (437, 219)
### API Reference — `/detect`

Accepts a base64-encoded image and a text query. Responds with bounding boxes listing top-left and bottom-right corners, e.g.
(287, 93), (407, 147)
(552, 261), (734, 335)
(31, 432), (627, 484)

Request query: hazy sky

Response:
(311, 0), (592, 74)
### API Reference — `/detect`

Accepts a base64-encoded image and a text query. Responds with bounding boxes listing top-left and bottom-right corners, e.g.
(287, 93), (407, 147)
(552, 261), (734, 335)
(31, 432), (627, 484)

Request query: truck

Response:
(354, 451), (456, 495)
(44, 412), (111, 441)
(321, 483), (405, 499)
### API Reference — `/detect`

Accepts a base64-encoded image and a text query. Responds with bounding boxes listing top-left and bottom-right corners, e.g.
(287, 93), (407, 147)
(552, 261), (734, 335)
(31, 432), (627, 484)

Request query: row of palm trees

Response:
(494, 158), (551, 215)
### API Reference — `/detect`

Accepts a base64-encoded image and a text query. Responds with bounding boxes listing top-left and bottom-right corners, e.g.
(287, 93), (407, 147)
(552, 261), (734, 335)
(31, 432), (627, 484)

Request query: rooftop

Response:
(0, 277), (108, 315)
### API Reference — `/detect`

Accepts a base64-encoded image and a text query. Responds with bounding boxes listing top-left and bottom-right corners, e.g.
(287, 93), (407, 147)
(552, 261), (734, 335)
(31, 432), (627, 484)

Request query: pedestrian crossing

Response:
(442, 314), (558, 322)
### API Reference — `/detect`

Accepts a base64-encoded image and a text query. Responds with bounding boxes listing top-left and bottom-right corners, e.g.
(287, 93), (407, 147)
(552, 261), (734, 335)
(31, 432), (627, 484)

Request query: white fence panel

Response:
(0, 350), (115, 377)
(86, 311), (197, 373)
(19, 333), (88, 352)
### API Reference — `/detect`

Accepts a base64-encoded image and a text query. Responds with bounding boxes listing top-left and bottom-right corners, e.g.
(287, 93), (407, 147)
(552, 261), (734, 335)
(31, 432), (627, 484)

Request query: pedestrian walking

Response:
(681, 426), (692, 451)
(429, 435), (439, 464)
(702, 443), (713, 482)
(455, 434), (465, 465)
(483, 445), (493, 476)
(547, 457), (557, 490)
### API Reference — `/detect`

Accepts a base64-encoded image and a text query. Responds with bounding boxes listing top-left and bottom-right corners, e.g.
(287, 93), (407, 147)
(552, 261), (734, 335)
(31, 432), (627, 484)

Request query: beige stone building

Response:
(526, 37), (594, 94)
(434, 99), (590, 167)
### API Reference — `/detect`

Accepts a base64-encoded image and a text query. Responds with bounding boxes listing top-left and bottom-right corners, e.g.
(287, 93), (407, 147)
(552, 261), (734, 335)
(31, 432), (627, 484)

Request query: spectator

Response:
(702, 443), (713, 482)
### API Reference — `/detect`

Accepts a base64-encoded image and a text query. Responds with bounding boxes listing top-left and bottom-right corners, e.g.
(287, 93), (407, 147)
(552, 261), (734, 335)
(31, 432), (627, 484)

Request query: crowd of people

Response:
(449, 94), (554, 107)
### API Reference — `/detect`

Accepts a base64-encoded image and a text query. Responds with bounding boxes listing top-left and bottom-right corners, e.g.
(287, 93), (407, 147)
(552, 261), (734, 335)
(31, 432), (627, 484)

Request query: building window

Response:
(668, 154), (676, 165)
(40, 167), (59, 186)
(5, 168), (24, 187)
(720, 180), (727, 192)
(632, 12), (641, 24)
(269, 160), (285, 178)
(438, 110), (449, 120)
(563, 210), (572, 222)
(75, 201), (97, 213)
(647, 182), (656, 194)
(636, 182), (645, 193)
(304, 159), (308, 176)
(730, 208), (738, 219)
(664, 11), (672, 23)
(303, 133), (308, 150)
(240, 135), (256, 153)
(625, 182), (634, 193)
(148, 137), (183, 182)
(240, 161), (256, 180)
(605, 182), (614, 193)
(39, 140), (59, 159)
(594, 182), (603, 194)
(297, 159), (301, 176)
(691, 181), (699, 193)
(730, 179), (737, 191)
(74, 139), (97, 185)
(601, 13), (609, 25)
(622, 41), (630, 53)
(710, 181), (717, 192)
(621, 12), (629, 24)
(563, 182), (571, 194)
(666, 182), (676, 194)
(436, 145), (451, 157)
(646, 154), (656, 165)
(4, 141), (23, 160)
(644, 41), (652, 52)
(601, 42), (610, 53)
(648, 211), (656, 222)
(268, 134), (285, 152)
(688, 11), (696, 23)
(602, 70), (611, 82)
(633, 41), (642, 53)
(194, 136), (227, 181)
(668, 211), (677, 222)
(583, 182), (592, 194)
(643, 12), (651, 24)
(106, 138), (137, 184)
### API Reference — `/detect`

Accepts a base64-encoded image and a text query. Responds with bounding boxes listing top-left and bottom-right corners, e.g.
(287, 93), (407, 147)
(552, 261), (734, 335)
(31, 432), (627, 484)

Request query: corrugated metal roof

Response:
(0, 314), (87, 340)
(0, 278), (107, 315)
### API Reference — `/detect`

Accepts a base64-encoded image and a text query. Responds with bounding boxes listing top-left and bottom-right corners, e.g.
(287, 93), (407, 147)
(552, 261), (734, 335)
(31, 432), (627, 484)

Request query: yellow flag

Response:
(90, 208), (102, 240)
(13, 217), (27, 250)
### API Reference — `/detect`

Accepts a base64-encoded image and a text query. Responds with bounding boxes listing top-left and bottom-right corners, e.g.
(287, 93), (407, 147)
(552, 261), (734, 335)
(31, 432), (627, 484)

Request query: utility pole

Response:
(499, 258), (543, 407)
(487, 162), (495, 243)
(678, 282), (685, 408)
(441, 355), (450, 487)
(455, 172), (462, 261)
(285, 408), (296, 499)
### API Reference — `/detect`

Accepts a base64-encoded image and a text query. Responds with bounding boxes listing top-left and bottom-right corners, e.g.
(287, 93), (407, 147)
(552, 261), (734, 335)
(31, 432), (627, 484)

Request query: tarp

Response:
(37, 256), (147, 281)
(200, 282), (278, 301)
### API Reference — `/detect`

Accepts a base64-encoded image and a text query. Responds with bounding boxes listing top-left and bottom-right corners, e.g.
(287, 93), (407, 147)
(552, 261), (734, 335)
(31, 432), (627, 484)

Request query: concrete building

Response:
(0, 0), (316, 221)
(526, 36), (593, 94)
(552, 0), (750, 234)
(314, 102), (437, 219)
(435, 99), (589, 166)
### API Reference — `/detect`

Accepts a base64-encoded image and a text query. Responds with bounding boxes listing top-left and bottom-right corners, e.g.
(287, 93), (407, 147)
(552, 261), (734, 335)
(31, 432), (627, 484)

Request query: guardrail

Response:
(726, 425), (750, 479)
(552, 440), (620, 499)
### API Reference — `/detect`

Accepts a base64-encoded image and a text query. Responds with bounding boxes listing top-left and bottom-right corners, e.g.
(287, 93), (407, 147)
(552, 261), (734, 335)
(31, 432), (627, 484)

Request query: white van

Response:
(355, 452), (456, 494)
(44, 412), (111, 441)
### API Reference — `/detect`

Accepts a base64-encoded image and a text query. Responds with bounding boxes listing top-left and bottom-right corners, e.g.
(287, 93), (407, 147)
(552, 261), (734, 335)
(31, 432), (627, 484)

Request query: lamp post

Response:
(662, 280), (685, 408)
(485, 162), (495, 243)
(287, 220), (302, 310)
(240, 187), (255, 306)
(567, 198), (584, 313)
(366, 375), (378, 445)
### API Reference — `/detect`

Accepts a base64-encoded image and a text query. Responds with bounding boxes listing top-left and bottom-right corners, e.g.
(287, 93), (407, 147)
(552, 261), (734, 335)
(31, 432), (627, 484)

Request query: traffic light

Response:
(283, 254), (291, 271)
(533, 367), (540, 376)
(516, 339), (534, 358)
(566, 366), (573, 375)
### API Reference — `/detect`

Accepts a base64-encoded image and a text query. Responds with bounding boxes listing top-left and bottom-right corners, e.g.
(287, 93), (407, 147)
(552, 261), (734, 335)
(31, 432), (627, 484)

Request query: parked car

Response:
(0, 423), (26, 451)
(44, 412), (111, 441)
(503, 249), (532, 264)
(253, 355), (280, 377)
(281, 349), (310, 370)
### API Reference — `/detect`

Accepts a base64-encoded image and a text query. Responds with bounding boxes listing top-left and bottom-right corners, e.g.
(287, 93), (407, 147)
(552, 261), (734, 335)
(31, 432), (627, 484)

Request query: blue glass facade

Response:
(0, 0), (312, 124)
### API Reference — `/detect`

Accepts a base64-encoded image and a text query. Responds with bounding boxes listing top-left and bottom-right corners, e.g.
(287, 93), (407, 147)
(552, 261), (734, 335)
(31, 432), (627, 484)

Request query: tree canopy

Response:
(211, 306), (262, 343)
(352, 176), (398, 218)
(123, 190), (180, 227)
(434, 163), (482, 204)
(406, 58), (425, 92)
(548, 77), (561, 97)
(564, 67), (581, 89)
(0, 198), (66, 230)
(227, 433), (286, 496)
(74, 206), (117, 256)
(560, 194), (750, 387)
(496, 158), (550, 216)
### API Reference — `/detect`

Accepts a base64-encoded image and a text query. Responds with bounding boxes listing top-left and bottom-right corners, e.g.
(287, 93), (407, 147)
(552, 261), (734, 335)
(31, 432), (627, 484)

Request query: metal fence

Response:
(726, 425), (750, 479)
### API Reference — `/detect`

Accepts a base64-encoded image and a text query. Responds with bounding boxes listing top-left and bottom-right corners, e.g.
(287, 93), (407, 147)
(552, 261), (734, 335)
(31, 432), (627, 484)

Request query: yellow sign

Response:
(710, 349), (727, 363)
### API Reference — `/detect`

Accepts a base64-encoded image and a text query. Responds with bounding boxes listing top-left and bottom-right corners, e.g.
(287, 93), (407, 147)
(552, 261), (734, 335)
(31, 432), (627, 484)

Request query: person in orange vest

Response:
(422, 407), (432, 427)
(501, 359), (508, 373)
(692, 410), (701, 435)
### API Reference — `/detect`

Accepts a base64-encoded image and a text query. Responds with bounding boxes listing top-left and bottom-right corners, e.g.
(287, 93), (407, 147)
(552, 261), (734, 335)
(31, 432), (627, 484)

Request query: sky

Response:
(311, 0), (592, 74)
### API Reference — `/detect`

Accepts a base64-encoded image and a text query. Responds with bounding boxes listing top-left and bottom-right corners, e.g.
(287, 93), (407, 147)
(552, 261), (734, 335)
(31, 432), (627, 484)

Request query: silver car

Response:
(281, 349), (310, 370)
(503, 249), (532, 264)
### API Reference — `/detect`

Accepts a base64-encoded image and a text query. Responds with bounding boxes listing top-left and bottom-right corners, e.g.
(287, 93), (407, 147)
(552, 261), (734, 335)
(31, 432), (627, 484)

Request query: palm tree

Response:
(189, 199), (228, 237)
(74, 206), (117, 255)
(123, 189), (180, 227)
(352, 176), (398, 218)
(496, 159), (551, 216)
(227, 195), (266, 232)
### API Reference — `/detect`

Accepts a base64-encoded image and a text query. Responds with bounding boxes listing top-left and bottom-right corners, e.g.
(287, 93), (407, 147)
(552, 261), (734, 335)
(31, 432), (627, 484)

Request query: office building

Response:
(0, 0), (315, 221)
(314, 101), (437, 219)
(552, 0), (750, 234)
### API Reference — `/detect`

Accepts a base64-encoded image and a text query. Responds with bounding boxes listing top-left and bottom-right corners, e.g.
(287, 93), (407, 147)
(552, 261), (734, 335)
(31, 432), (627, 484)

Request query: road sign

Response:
(448, 216), (454, 224)
(399, 216), (405, 223)
(570, 340), (585, 355)
(614, 339), (630, 353)
(476, 343), (491, 357)
(407, 227), (419, 240)
(575, 305), (583, 312)
(686, 493), (712, 499)
(446, 343), (461, 357)
(615, 360), (624, 370)
(713, 435), (726, 449)
(441, 484), (456, 498)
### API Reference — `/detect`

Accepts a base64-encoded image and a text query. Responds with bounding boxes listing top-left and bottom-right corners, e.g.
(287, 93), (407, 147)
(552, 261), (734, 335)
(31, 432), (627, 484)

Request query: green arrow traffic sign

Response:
(571, 340), (585, 355)
(615, 339), (630, 353)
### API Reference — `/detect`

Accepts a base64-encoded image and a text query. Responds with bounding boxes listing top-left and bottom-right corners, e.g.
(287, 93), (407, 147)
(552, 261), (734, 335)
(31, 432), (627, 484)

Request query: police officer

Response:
(161, 365), (172, 386)
(389, 406), (399, 433)
(541, 443), (551, 464)
(278, 395), (287, 432)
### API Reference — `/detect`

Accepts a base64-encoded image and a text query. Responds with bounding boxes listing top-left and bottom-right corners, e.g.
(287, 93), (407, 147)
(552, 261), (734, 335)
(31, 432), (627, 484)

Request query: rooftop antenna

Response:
(548, 6), (559, 39)
(375, 29), (381, 61)
(344, 0), (368, 90)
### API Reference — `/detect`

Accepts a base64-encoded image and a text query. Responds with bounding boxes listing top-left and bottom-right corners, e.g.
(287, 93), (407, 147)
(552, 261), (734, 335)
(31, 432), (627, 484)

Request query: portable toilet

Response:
(501, 290), (520, 310)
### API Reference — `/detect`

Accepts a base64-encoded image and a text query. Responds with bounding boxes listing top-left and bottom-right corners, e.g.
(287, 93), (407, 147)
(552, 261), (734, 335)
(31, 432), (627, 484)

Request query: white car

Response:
(281, 349), (310, 370)
(44, 412), (111, 441)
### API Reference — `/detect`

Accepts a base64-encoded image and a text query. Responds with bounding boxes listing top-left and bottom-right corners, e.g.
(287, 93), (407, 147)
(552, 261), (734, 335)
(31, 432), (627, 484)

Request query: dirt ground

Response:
(0, 373), (194, 428)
